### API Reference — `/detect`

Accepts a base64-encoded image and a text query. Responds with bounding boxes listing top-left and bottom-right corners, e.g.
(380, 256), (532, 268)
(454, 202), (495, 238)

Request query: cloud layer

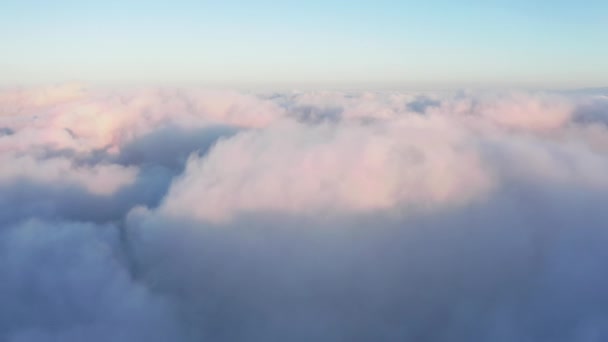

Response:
(1, 85), (608, 341)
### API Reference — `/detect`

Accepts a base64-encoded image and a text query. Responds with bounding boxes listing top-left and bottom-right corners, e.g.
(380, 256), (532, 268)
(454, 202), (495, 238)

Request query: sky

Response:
(1, 0), (608, 88)
(4, 2), (608, 340)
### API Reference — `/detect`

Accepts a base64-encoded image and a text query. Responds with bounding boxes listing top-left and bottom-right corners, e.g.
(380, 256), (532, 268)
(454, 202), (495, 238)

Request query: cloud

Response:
(0, 154), (137, 195)
(1, 85), (608, 341)
(160, 116), (493, 223)
(0, 219), (184, 342)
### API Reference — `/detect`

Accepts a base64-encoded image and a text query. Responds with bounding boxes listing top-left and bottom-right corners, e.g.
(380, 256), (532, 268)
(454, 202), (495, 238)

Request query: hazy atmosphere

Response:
(1, 1), (608, 342)
(2, 0), (608, 87)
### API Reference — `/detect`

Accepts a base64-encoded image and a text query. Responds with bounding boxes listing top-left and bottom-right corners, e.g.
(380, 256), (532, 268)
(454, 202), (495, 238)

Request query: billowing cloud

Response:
(1, 85), (608, 341)
(0, 219), (185, 342)
(160, 116), (494, 222)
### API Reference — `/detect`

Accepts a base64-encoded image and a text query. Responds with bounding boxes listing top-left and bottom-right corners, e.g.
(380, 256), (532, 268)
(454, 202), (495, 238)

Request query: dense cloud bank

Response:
(1, 84), (608, 341)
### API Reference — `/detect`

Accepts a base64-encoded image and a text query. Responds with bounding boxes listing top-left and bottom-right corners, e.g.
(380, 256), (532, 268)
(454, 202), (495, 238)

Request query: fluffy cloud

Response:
(160, 116), (493, 222)
(0, 219), (184, 342)
(1, 85), (608, 341)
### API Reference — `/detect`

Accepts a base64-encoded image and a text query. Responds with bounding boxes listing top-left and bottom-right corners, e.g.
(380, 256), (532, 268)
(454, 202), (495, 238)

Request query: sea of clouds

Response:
(1, 84), (608, 341)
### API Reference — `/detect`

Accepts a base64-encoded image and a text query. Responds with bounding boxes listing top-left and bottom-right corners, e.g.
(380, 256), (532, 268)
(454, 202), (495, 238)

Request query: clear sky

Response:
(1, 0), (607, 88)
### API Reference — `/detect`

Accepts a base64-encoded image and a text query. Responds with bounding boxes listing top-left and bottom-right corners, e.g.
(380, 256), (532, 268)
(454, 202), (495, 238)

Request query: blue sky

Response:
(1, 0), (607, 88)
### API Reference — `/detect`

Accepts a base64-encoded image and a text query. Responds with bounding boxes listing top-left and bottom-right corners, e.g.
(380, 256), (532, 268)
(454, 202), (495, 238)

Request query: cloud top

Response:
(1, 85), (608, 341)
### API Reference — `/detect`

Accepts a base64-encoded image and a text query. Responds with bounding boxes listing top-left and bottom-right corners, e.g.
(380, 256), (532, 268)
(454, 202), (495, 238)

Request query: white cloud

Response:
(160, 116), (493, 222)
(1, 85), (608, 341)
(0, 154), (137, 195)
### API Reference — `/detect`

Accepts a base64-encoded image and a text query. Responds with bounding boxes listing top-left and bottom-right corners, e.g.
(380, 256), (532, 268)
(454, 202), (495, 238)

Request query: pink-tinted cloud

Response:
(1, 85), (608, 341)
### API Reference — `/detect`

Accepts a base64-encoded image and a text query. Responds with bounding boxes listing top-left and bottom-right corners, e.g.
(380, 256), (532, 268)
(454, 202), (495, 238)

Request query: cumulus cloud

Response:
(160, 117), (493, 222)
(1, 85), (608, 341)
(0, 219), (184, 342)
